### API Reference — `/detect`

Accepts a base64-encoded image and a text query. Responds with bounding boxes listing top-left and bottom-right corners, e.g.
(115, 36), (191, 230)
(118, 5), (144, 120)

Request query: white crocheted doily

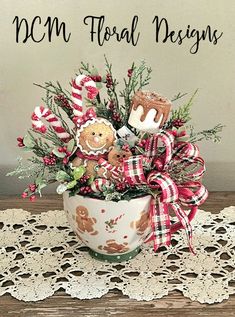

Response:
(0, 207), (234, 303)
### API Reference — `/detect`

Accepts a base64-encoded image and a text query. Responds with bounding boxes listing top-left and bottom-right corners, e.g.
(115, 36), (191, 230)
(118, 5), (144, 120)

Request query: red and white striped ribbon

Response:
(31, 106), (70, 142)
(71, 75), (99, 119)
(91, 178), (111, 193)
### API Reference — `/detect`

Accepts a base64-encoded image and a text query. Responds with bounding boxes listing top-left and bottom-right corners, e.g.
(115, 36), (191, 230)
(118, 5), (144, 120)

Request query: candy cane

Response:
(91, 179), (111, 193)
(98, 158), (122, 182)
(31, 106), (70, 142)
(71, 75), (99, 117)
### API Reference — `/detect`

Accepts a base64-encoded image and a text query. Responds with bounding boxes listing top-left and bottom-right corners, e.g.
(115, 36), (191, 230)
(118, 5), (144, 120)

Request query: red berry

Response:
(63, 157), (68, 165)
(17, 137), (23, 142)
(138, 139), (147, 148)
(116, 183), (126, 192)
(108, 101), (115, 110)
(79, 186), (93, 195)
(171, 119), (185, 128)
(54, 94), (70, 109)
(21, 192), (28, 198)
(29, 184), (37, 192)
(43, 154), (56, 166)
(30, 195), (36, 202)
(127, 69), (133, 78)
(79, 175), (90, 184)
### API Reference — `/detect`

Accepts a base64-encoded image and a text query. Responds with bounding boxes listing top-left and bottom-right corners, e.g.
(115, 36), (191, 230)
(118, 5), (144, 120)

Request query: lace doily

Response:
(0, 207), (234, 303)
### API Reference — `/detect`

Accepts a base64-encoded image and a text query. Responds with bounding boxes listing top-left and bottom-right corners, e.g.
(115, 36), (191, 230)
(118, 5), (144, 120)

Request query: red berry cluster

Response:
(171, 118), (185, 128)
(17, 137), (24, 147)
(116, 183), (126, 192)
(54, 94), (70, 109)
(79, 186), (93, 195)
(43, 153), (57, 166)
(21, 183), (37, 202)
(28, 183), (37, 192)
(106, 73), (113, 88)
(58, 146), (72, 165)
(112, 112), (122, 123)
(127, 69), (133, 78)
(79, 175), (90, 184)
(90, 75), (102, 82)
(138, 139), (147, 148)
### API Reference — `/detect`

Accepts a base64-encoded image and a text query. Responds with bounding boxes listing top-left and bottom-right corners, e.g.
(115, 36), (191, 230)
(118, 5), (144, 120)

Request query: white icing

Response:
(85, 140), (107, 151)
(128, 105), (163, 133)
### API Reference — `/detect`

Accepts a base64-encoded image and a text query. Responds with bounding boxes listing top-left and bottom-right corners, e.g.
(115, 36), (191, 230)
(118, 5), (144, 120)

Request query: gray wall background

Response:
(0, 0), (234, 195)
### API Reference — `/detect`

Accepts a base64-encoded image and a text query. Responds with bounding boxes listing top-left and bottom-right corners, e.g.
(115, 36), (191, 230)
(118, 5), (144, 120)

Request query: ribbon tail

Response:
(146, 198), (171, 252)
(170, 203), (195, 255)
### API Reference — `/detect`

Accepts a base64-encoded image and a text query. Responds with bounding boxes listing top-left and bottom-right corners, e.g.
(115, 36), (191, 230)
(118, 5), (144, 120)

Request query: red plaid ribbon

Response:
(123, 130), (208, 253)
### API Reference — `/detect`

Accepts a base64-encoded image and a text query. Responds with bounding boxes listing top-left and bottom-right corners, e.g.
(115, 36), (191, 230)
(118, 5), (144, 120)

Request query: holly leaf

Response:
(52, 148), (66, 158)
(56, 170), (71, 182)
(88, 176), (95, 185)
(67, 180), (77, 189)
(66, 139), (75, 153)
(72, 166), (86, 180)
(23, 134), (35, 148)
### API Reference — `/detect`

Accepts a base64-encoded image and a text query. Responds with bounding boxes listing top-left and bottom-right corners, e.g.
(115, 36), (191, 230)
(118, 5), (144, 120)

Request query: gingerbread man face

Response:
(76, 118), (117, 155)
(76, 205), (88, 218)
(108, 147), (132, 167)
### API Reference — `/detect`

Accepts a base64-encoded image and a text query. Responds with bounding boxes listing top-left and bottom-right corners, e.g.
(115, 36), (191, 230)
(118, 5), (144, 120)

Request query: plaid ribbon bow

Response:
(123, 130), (208, 253)
(73, 108), (97, 127)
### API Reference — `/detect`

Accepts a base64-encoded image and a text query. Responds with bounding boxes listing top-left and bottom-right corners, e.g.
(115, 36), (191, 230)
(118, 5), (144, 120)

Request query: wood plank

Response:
(0, 192), (235, 316)
(1, 291), (235, 317)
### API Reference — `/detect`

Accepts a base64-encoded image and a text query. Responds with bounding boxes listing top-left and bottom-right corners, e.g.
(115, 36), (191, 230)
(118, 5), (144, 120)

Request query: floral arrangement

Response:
(8, 58), (223, 251)
(9, 58), (223, 200)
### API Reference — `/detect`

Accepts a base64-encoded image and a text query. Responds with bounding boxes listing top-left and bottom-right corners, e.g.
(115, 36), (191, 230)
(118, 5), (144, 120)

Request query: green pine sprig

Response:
(170, 89), (198, 123)
(189, 124), (225, 143)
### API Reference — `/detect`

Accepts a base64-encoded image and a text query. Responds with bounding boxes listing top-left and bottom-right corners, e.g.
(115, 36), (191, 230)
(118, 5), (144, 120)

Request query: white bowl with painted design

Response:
(63, 192), (152, 262)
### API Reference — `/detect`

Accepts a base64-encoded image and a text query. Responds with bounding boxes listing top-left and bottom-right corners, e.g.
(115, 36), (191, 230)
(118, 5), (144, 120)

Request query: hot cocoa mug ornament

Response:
(128, 90), (172, 133)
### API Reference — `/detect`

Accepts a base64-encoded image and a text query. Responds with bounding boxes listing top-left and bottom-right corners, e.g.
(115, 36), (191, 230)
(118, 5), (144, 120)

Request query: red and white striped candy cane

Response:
(71, 74), (99, 117)
(98, 158), (122, 182)
(91, 179), (111, 193)
(31, 106), (70, 142)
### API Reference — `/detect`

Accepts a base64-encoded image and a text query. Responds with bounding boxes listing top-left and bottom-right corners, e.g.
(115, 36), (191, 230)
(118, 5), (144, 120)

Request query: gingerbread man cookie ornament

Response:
(76, 118), (117, 155)
(108, 146), (132, 167)
(128, 90), (172, 133)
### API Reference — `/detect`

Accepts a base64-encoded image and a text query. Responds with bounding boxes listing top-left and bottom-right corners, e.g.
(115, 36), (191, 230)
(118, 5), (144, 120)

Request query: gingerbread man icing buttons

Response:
(76, 118), (117, 155)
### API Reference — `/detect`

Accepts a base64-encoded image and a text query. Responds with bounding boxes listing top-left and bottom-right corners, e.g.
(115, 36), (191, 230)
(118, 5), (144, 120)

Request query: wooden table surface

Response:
(0, 192), (235, 317)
